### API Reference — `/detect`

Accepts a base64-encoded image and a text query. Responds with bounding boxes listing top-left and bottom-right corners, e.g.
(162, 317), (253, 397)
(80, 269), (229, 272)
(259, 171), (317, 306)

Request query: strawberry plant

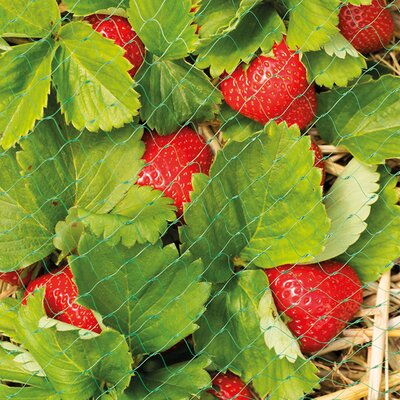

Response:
(0, 0), (399, 399)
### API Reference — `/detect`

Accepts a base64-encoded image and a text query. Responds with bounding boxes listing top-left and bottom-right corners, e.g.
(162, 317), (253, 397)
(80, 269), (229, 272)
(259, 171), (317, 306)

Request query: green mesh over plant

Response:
(0, 1), (399, 399)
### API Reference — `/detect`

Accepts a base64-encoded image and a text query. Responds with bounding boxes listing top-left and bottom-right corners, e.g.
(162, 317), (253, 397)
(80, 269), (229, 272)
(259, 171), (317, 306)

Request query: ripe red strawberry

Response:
(310, 140), (325, 185)
(23, 266), (101, 333)
(278, 86), (318, 131)
(220, 38), (317, 130)
(265, 261), (362, 353)
(136, 127), (213, 217)
(208, 372), (254, 399)
(339, 0), (394, 54)
(85, 14), (145, 77)
(0, 268), (33, 287)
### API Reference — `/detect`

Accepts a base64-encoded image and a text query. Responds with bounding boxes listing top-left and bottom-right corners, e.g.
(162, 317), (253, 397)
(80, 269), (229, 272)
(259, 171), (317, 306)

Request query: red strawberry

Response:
(339, 0), (394, 54)
(23, 266), (101, 333)
(136, 127), (213, 218)
(265, 261), (362, 353)
(0, 268), (33, 287)
(278, 86), (317, 131)
(310, 140), (325, 185)
(208, 372), (254, 399)
(220, 38), (316, 130)
(85, 14), (145, 77)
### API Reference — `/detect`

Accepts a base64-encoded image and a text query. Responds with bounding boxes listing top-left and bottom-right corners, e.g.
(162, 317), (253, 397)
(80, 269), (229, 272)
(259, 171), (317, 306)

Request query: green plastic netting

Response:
(0, 0), (399, 399)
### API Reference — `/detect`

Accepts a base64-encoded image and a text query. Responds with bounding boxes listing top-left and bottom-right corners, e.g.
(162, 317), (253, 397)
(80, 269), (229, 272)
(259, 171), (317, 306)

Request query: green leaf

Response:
(182, 122), (330, 282)
(312, 158), (379, 262)
(19, 120), (144, 211)
(122, 357), (211, 399)
(196, 0), (263, 39)
(322, 32), (359, 58)
(63, 0), (129, 15)
(0, 118), (144, 272)
(136, 55), (222, 134)
(74, 184), (176, 247)
(8, 292), (132, 399)
(194, 271), (319, 399)
(55, 184), (174, 254)
(0, 342), (47, 388)
(195, 4), (285, 77)
(344, 0), (372, 4)
(302, 50), (366, 88)
(199, 393), (215, 400)
(0, 131), (64, 272)
(219, 103), (263, 142)
(112, 184), (177, 239)
(316, 75), (400, 163)
(284, 0), (340, 51)
(53, 208), (84, 261)
(0, 37), (11, 51)
(128, 0), (197, 60)
(70, 233), (211, 355)
(0, 0), (60, 38)
(0, 40), (55, 149)
(0, 385), (61, 400)
(338, 168), (400, 282)
(53, 21), (140, 132)
(258, 286), (304, 363)
(0, 298), (19, 337)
